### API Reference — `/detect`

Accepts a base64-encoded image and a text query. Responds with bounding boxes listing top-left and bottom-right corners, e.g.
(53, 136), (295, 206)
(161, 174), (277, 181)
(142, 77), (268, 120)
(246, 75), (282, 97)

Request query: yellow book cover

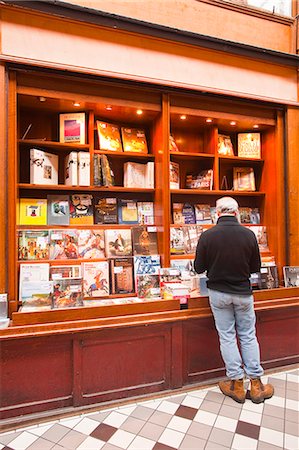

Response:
(19, 198), (47, 225)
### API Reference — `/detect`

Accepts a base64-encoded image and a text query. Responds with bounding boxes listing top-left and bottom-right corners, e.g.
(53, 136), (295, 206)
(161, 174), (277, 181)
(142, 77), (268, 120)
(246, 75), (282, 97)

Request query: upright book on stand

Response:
(110, 257), (134, 294)
(59, 112), (86, 144)
(47, 195), (70, 226)
(19, 198), (47, 225)
(238, 133), (261, 159)
(30, 149), (58, 185)
(97, 121), (122, 152)
(64, 152), (78, 186)
(121, 127), (148, 153)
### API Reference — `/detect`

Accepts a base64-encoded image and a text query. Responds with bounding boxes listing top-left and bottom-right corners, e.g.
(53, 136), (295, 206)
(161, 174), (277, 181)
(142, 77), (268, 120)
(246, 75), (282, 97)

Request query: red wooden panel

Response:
(183, 317), (224, 384)
(79, 325), (172, 404)
(0, 336), (73, 419)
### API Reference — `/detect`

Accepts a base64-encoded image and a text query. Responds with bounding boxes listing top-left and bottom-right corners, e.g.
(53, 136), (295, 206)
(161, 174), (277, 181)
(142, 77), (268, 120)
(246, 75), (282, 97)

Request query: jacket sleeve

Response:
(249, 235), (262, 274)
(194, 234), (207, 274)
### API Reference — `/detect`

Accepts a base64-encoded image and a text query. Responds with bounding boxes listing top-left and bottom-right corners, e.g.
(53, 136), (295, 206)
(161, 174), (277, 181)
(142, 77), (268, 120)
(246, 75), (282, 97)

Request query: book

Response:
(123, 162), (147, 188)
(159, 268), (181, 292)
(47, 195), (70, 226)
(64, 151), (78, 186)
(19, 198), (47, 225)
(121, 127), (148, 153)
(194, 204), (212, 224)
(118, 199), (138, 224)
(93, 154), (102, 186)
(163, 282), (190, 308)
(19, 263), (50, 301)
(170, 161), (180, 189)
(52, 278), (83, 308)
(82, 261), (110, 297)
(78, 229), (105, 259)
(233, 167), (256, 191)
(169, 135), (179, 152)
(50, 265), (82, 280)
(30, 148), (58, 185)
(94, 197), (118, 224)
(186, 169), (213, 190)
(97, 121), (122, 151)
(20, 281), (53, 307)
(248, 225), (269, 251)
(145, 161), (155, 189)
(238, 133), (261, 159)
(105, 229), (132, 257)
(170, 227), (185, 255)
(110, 257), (134, 294)
(69, 194), (93, 225)
(101, 155), (115, 186)
(210, 207), (218, 224)
(218, 134), (234, 156)
(283, 266), (299, 287)
(59, 112), (85, 144)
(170, 259), (200, 297)
(135, 274), (161, 299)
(134, 255), (161, 276)
(78, 151), (90, 186)
(239, 207), (261, 225)
(172, 203), (195, 225)
(49, 229), (79, 260)
(260, 266), (279, 289)
(132, 226), (158, 255)
(137, 202), (154, 225)
(183, 225), (203, 254)
(18, 230), (49, 260)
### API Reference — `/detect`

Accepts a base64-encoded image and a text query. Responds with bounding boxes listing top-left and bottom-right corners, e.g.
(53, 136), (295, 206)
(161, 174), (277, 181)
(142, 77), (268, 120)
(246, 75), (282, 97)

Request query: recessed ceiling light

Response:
(206, 118), (213, 123)
(106, 105), (112, 111)
(230, 121), (236, 126)
(73, 102), (81, 107)
(253, 124), (259, 129)
(39, 96), (46, 102)
(136, 109), (143, 115)
(180, 115), (187, 120)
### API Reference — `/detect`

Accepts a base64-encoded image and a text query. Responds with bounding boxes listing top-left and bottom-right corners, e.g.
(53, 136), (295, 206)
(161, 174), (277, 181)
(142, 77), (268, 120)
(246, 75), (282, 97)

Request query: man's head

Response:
(216, 197), (239, 217)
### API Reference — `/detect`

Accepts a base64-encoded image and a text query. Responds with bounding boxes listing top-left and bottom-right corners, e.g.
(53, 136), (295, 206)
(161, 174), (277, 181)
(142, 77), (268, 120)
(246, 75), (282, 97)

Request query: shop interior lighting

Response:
(206, 118), (213, 123)
(180, 115), (187, 120)
(39, 96), (46, 102)
(253, 124), (259, 129)
(73, 102), (81, 107)
(230, 121), (237, 126)
(106, 105), (113, 111)
(136, 109), (143, 115)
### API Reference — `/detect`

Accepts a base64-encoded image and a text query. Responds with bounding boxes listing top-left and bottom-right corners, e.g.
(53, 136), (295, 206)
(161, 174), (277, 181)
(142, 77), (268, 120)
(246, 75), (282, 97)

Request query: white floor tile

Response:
(76, 436), (105, 450)
(117, 405), (137, 415)
(59, 417), (83, 428)
(108, 429), (136, 449)
(259, 427), (284, 447)
(232, 434), (258, 450)
(138, 399), (161, 410)
(286, 373), (299, 382)
(0, 445), (4, 450)
(286, 399), (299, 411)
(214, 415), (238, 432)
(193, 410), (217, 426)
(242, 400), (265, 413)
(264, 395), (285, 408)
(8, 432), (39, 450)
(284, 433), (299, 450)
(239, 409), (262, 425)
(156, 400), (179, 414)
(188, 389), (209, 399)
(27, 424), (54, 437)
(167, 416), (192, 433)
(127, 435), (156, 450)
(158, 428), (185, 448)
(103, 411), (128, 427)
(73, 417), (100, 434)
(271, 373), (286, 380)
(181, 395), (203, 409)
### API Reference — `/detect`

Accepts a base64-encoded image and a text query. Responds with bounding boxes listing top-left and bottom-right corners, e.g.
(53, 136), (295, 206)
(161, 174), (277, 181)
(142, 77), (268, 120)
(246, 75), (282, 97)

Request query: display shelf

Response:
(17, 224), (156, 230)
(94, 150), (155, 160)
(170, 189), (265, 196)
(18, 139), (90, 151)
(170, 151), (214, 159)
(18, 183), (155, 193)
(219, 155), (264, 163)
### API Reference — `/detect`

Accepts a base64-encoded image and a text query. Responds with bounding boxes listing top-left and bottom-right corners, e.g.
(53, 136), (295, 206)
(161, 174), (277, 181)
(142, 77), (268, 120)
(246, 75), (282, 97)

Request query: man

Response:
(194, 197), (274, 404)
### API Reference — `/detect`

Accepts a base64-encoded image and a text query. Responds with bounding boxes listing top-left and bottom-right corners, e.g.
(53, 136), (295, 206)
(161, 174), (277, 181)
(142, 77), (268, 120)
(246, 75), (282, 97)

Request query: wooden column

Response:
(0, 64), (7, 294)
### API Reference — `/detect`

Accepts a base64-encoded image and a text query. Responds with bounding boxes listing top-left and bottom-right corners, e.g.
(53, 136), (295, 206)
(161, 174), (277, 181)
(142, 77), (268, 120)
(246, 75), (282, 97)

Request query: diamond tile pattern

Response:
(0, 367), (298, 450)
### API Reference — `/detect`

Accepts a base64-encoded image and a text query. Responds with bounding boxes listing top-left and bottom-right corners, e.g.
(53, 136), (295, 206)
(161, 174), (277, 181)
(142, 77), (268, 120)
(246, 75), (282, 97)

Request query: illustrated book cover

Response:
(239, 207), (260, 225)
(260, 266), (279, 289)
(20, 281), (53, 308)
(101, 155), (115, 186)
(137, 202), (154, 225)
(123, 162), (147, 188)
(248, 225), (269, 251)
(18, 230), (49, 260)
(64, 151), (78, 186)
(218, 134), (234, 156)
(82, 261), (110, 297)
(121, 127), (148, 153)
(238, 133), (261, 159)
(69, 194), (94, 225)
(105, 229), (132, 257)
(19, 263), (50, 301)
(170, 227), (185, 255)
(134, 255), (161, 298)
(283, 266), (299, 288)
(78, 229), (105, 259)
(170, 161), (180, 189)
(134, 255), (161, 276)
(59, 112), (85, 144)
(170, 259), (200, 297)
(186, 169), (213, 190)
(30, 148), (58, 185)
(118, 199), (138, 224)
(94, 196), (118, 224)
(78, 151), (90, 186)
(169, 135), (179, 152)
(52, 278), (83, 308)
(19, 198), (47, 225)
(50, 265), (82, 280)
(93, 154), (102, 186)
(132, 226), (158, 255)
(110, 257), (134, 294)
(47, 195), (70, 226)
(96, 121), (122, 152)
(233, 167), (256, 191)
(194, 204), (212, 224)
(49, 229), (79, 260)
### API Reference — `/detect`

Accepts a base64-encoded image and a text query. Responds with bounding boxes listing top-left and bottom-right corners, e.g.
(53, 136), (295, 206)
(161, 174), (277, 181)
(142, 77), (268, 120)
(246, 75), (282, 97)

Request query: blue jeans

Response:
(208, 289), (264, 380)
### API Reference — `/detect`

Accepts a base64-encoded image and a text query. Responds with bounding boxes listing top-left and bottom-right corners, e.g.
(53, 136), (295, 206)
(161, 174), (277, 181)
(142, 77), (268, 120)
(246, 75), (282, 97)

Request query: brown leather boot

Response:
(219, 379), (246, 404)
(250, 378), (274, 404)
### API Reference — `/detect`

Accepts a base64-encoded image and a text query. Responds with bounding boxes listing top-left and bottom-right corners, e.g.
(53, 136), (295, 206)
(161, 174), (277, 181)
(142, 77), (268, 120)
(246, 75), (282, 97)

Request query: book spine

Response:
(65, 152), (78, 186)
(146, 162), (155, 188)
(78, 152), (90, 186)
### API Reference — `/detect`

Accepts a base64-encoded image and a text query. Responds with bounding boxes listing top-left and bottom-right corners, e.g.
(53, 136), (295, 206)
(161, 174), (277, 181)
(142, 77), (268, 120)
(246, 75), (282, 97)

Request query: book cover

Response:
(170, 227), (185, 255)
(50, 265), (82, 280)
(132, 226), (158, 255)
(183, 225), (202, 254)
(260, 266), (279, 289)
(52, 278), (83, 308)
(19, 263), (50, 301)
(135, 274), (161, 299)
(18, 230), (49, 260)
(94, 197), (118, 224)
(123, 162), (147, 188)
(97, 121), (122, 151)
(101, 155), (115, 186)
(30, 148), (58, 185)
(248, 225), (269, 251)
(64, 151), (78, 186)
(146, 161), (155, 188)
(210, 207), (218, 224)
(218, 134), (234, 156)
(69, 194), (94, 225)
(93, 154), (102, 186)
(186, 169), (213, 190)
(137, 202), (154, 225)
(82, 261), (110, 297)
(233, 167), (256, 191)
(238, 133), (261, 159)
(121, 127), (148, 153)
(110, 257), (134, 294)
(49, 229), (79, 260)
(59, 112), (85, 144)
(172, 203), (184, 225)
(118, 199), (138, 224)
(194, 204), (212, 224)
(159, 268), (181, 291)
(250, 208), (261, 224)
(170, 259), (200, 297)
(134, 255), (161, 276)
(78, 151), (90, 186)
(47, 195), (70, 226)
(169, 135), (179, 152)
(105, 229), (132, 257)
(20, 281), (53, 307)
(78, 229), (105, 259)
(182, 203), (196, 224)
(283, 266), (299, 287)
(170, 161), (180, 189)
(239, 207), (252, 224)
(19, 198), (47, 225)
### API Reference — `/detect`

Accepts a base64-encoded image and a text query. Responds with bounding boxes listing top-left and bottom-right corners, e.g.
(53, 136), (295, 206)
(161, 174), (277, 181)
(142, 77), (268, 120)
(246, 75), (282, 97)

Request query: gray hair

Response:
(216, 197), (239, 214)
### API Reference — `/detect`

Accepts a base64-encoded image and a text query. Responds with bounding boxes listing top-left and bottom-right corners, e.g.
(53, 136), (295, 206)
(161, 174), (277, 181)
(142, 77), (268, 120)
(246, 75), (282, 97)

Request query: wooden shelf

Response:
(170, 151), (214, 159)
(219, 155), (264, 163)
(17, 224), (155, 230)
(170, 254), (194, 259)
(18, 183), (155, 193)
(171, 189), (265, 196)
(94, 150), (155, 159)
(18, 139), (90, 151)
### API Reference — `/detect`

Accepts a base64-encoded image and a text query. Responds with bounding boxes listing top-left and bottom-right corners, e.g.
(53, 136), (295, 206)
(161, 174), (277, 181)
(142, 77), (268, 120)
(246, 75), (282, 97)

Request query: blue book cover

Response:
(118, 199), (138, 224)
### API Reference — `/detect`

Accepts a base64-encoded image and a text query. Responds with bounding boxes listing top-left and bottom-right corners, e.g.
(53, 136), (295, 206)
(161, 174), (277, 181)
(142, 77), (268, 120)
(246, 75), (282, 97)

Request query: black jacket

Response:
(194, 215), (261, 295)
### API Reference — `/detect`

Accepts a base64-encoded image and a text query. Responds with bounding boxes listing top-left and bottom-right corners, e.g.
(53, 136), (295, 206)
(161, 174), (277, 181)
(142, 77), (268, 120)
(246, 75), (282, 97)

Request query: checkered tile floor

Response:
(0, 367), (298, 450)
